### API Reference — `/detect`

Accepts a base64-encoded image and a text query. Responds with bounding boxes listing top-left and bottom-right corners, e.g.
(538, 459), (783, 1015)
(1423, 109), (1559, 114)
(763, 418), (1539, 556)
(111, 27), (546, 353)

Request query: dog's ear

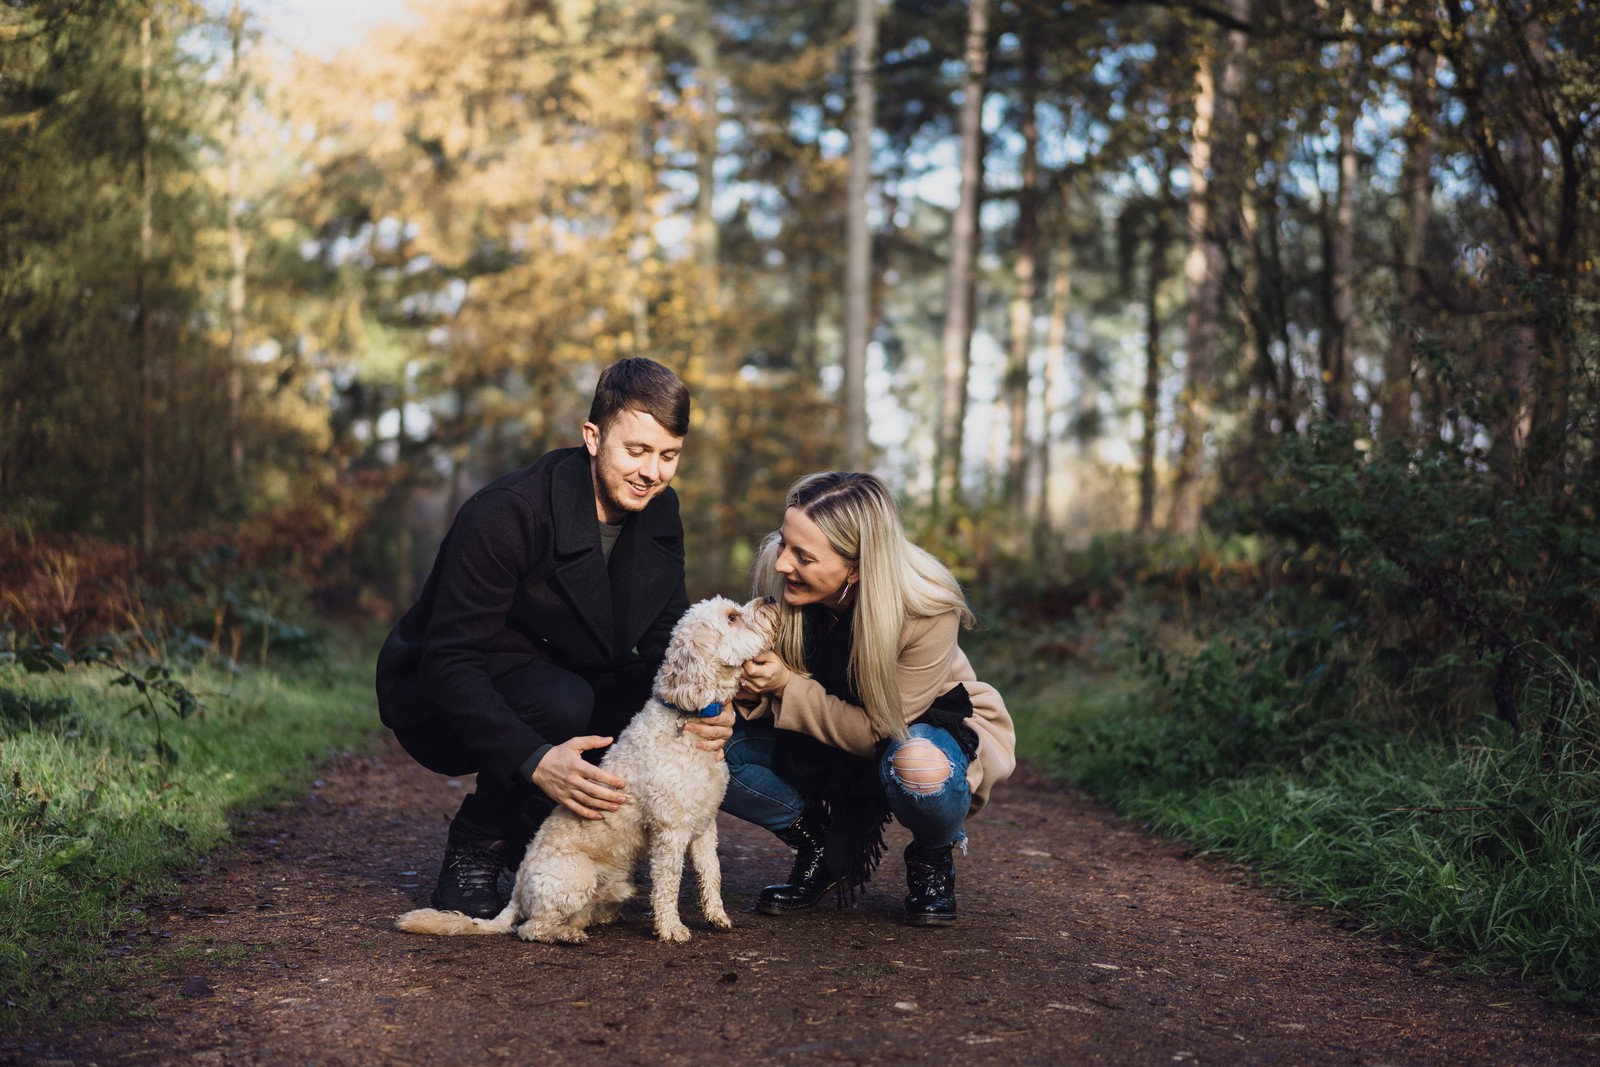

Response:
(657, 602), (740, 709)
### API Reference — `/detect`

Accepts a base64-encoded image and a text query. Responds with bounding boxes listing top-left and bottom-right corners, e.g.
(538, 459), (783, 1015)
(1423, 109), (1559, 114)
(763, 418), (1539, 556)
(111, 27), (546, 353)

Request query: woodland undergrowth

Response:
(0, 540), (379, 1028)
(976, 405), (1600, 1008)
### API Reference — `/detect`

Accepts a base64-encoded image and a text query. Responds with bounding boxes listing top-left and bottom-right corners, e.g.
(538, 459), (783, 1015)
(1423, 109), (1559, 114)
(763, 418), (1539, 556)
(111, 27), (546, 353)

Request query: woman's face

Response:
(773, 507), (858, 610)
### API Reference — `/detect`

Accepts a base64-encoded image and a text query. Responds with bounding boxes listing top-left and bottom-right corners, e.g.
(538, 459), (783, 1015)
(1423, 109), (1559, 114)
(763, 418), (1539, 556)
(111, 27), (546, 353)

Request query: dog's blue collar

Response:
(657, 695), (724, 718)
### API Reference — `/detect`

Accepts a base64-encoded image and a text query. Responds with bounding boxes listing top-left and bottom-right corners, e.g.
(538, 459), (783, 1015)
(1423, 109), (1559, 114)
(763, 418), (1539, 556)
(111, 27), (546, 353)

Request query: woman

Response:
(724, 471), (1015, 925)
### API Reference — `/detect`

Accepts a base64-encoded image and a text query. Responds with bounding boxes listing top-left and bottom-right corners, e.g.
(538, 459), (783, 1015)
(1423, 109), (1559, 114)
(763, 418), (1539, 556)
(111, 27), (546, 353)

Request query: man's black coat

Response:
(375, 446), (689, 788)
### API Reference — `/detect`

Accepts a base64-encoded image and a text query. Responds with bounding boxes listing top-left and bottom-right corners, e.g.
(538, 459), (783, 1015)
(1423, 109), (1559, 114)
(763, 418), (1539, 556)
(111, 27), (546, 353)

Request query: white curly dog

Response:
(395, 594), (779, 944)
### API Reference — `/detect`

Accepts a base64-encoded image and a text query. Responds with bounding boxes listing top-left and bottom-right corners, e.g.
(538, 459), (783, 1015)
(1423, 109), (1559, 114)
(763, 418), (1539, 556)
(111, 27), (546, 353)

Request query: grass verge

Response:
(0, 634), (381, 1029)
(993, 622), (1600, 1009)
(1075, 728), (1600, 1003)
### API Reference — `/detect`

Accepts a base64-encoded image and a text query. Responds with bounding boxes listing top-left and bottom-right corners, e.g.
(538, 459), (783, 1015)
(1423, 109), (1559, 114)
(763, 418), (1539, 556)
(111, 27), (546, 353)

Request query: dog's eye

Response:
(726, 610), (741, 623)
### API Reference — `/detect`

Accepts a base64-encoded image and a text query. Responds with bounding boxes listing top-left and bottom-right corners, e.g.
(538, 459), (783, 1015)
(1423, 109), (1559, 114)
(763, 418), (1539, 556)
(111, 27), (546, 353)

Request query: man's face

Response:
(583, 408), (684, 524)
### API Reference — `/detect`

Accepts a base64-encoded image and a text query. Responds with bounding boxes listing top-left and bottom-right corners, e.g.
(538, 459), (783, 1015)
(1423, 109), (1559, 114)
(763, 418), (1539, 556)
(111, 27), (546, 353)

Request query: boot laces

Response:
(444, 843), (501, 893)
(907, 845), (953, 897)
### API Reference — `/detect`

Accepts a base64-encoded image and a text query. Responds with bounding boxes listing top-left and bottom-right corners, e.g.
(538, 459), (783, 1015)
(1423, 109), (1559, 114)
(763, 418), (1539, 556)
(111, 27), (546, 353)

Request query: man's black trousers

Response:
(393, 657), (655, 851)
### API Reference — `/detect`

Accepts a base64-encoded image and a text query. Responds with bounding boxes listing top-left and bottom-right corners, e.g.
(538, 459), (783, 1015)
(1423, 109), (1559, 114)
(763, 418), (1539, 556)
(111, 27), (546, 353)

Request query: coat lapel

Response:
(550, 449), (613, 660)
(609, 493), (685, 652)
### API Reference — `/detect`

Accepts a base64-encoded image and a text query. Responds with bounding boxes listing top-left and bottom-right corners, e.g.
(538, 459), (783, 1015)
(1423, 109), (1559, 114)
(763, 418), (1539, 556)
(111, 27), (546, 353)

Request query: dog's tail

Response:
(394, 903), (516, 936)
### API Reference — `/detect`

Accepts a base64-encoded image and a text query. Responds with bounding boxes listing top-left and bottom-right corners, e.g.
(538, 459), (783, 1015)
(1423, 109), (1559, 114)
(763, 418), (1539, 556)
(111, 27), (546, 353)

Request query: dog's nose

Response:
(760, 595), (776, 606)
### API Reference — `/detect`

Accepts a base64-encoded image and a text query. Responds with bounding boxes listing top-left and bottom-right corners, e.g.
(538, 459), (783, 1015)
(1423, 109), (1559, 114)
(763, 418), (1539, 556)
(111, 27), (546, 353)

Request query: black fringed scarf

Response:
(772, 606), (980, 899)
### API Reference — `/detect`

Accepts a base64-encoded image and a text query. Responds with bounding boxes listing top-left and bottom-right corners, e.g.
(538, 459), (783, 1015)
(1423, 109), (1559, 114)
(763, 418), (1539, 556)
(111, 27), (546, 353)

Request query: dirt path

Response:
(8, 734), (1599, 1066)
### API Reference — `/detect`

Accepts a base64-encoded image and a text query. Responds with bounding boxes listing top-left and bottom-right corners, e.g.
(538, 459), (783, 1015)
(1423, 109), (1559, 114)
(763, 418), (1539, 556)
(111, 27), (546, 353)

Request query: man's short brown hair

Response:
(587, 358), (691, 438)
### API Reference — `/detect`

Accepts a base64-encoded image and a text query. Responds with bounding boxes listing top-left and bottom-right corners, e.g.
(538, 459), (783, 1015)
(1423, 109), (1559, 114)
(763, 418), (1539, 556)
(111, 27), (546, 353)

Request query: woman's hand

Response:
(681, 705), (736, 759)
(739, 651), (791, 698)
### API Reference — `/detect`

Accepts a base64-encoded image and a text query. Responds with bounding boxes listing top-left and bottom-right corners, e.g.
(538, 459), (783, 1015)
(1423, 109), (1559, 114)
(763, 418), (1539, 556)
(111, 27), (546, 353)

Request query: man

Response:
(376, 357), (733, 917)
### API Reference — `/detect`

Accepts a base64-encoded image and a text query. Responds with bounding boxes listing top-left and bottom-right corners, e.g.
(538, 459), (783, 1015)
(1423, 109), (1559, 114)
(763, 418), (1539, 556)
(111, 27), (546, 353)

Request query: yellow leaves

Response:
(737, 43), (838, 99)
(0, 17), (44, 43)
(554, 0), (598, 40)
(248, 0), (721, 421)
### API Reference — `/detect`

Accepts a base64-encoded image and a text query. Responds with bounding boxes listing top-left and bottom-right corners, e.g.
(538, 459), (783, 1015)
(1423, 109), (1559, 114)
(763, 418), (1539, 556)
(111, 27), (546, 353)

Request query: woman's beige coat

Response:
(738, 610), (1015, 814)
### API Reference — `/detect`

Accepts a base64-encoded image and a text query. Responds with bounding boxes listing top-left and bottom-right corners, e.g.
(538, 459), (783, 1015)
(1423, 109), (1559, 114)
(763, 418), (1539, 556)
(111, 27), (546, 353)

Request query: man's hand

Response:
(739, 651), (790, 697)
(682, 705), (736, 759)
(531, 736), (627, 820)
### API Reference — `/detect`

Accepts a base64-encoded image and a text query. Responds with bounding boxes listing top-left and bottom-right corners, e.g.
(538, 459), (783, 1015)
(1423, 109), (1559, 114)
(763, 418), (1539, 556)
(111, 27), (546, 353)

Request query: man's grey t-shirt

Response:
(599, 519), (624, 563)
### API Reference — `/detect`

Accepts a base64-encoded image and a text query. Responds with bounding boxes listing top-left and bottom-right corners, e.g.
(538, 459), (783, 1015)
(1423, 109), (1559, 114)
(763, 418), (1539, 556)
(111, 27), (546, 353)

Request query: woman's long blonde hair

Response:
(752, 472), (974, 742)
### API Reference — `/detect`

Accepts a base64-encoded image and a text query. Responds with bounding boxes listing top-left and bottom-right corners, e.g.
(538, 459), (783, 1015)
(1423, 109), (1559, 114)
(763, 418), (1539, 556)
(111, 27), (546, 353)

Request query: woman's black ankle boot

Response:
(758, 809), (842, 914)
(903, 840), (957, 925)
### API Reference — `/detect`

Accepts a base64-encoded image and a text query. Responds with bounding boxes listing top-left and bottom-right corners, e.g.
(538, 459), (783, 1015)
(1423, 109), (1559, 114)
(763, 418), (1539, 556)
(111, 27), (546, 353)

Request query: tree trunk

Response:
(1499, 122), (1540, 474)
(689, 12), (728, 587)
(842, 0), (879, 470)
(227, 0), (247, 482)
(1168, 1), (1246, 534)
(1380, 44), (1436, 445)
(1261, 179), (1297, 433)
(1520, 14), (1572, 459)
(1035, 184), (1072, 533)
(1004, 41), (1039, 522)
(1231, 132), (1287, 498)
(629, 117), (653, 354)
(692, 25), (719, 287)
(933, 0), (989, 515)
(1138, 184), (1172, 534)
(137, 13), (156, 551)
(1320, 29), (1359, 423)
(1436, 0), (1575, 474)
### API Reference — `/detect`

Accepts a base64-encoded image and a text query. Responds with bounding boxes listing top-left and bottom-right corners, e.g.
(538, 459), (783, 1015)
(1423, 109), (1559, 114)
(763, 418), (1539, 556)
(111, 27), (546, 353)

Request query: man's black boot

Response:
(757, 809), (843, 915)
(431, 839), (507, 919)
(902, 840), (957, 926)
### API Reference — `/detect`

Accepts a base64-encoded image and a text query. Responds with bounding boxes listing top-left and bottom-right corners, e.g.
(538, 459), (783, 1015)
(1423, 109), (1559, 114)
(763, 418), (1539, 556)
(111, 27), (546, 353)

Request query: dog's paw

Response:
(655, 923), (692, 943)
(519, 922), (588, 945)
(707, 911), (734, 930)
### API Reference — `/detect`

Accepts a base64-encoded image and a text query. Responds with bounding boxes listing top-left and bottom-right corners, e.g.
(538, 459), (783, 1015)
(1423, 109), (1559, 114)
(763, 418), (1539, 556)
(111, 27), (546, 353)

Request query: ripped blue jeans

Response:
(721, 717), (970, 848)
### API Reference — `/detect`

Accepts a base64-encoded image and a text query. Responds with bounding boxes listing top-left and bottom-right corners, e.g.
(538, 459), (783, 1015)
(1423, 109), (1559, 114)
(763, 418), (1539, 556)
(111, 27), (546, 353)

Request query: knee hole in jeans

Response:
(891, 738), (951, 795)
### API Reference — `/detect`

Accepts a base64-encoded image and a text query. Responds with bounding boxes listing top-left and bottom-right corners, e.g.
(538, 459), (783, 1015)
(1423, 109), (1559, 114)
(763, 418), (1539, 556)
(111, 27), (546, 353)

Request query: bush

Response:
(1040, 394), (1600, 1004)
(0, 523), (332, 668)
(1060, 693), (1600, 1005)
(1236, 421), (1600, 738)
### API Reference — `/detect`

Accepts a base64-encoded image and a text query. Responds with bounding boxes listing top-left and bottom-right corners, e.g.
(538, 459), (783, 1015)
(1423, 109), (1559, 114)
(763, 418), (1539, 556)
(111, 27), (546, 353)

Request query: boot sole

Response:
(755, 878), (847, 915)
(902, 912), (957, 926)
(430, 897), (506, 920)
(756, 901), (824, 916)
(756, 894), (835, 916)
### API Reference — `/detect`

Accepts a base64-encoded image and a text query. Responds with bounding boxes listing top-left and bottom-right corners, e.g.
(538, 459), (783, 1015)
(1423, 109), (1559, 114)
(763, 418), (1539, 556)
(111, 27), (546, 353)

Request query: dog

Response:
(395, 594), (779, 944)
